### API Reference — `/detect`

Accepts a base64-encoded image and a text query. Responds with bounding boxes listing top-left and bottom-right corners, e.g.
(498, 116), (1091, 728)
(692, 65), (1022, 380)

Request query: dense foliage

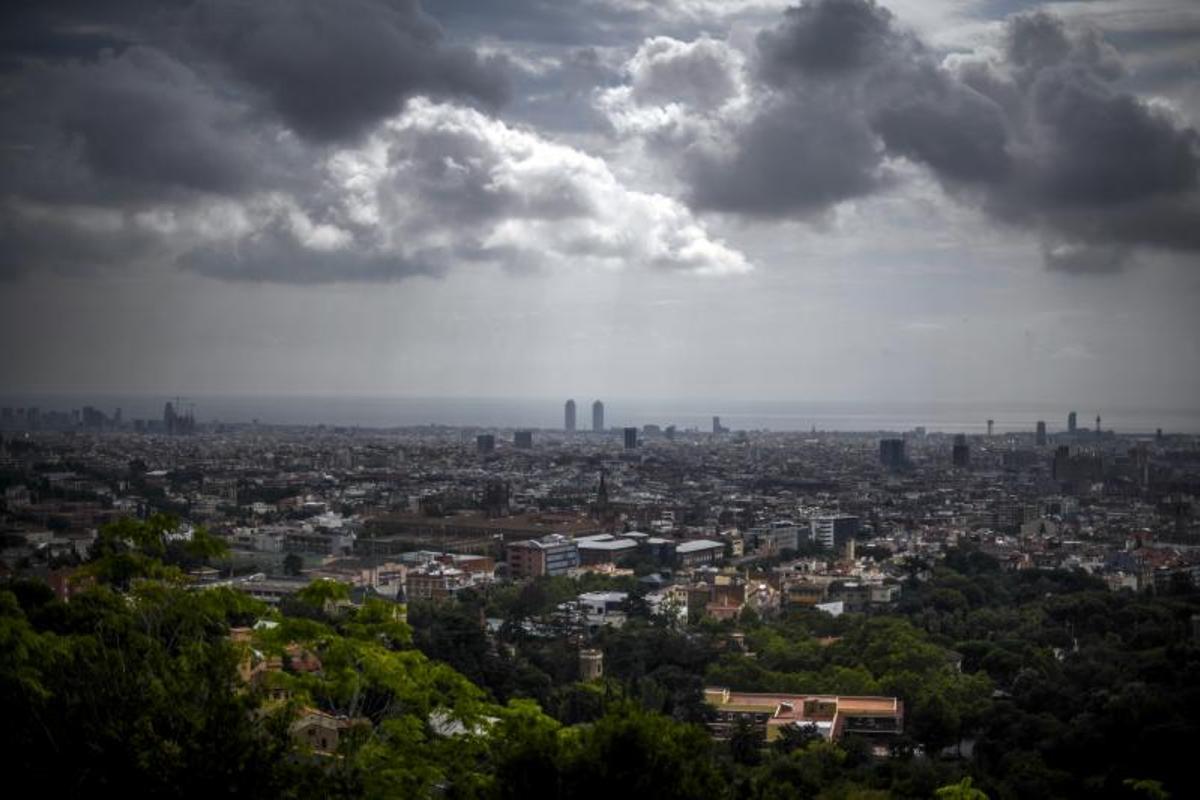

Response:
(4, 519), (1198, 798)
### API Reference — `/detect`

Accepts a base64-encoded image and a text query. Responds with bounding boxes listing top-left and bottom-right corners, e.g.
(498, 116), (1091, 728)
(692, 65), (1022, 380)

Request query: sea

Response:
(2, 394), (1197, 435)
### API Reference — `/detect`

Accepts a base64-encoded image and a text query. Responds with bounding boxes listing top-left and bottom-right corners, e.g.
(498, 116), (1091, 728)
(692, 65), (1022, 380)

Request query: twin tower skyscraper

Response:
(564, 399), (603, 432)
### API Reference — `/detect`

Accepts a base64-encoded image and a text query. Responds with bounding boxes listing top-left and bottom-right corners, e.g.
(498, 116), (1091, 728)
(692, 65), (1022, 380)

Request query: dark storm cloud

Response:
(0, 200), (170, 276)
(19, 47), (266, 202)
(652, 0), (1200, 270)
(870, 76), (1012, 184)
(185, 0), (508, 141)
(681, 0), (922, 216)
(2, 1), (507, 138)
(0, 0), (515, 281)
(757, 0), (896, 79)
(687, 95), (888, 216)
(1022, 72), (1196, 207)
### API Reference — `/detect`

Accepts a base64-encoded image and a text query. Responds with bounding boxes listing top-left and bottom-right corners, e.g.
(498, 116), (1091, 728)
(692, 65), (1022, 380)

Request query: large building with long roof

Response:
(704, 688), (903, 744)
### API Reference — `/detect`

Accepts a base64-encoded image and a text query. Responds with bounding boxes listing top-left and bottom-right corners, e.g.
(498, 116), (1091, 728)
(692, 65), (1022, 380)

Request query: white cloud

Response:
(596, 35), (751, 146)
(292, 98), (752, 278)
(9, 98), (751, 282)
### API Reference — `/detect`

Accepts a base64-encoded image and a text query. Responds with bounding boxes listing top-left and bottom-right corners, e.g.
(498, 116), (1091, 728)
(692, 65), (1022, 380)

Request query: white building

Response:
(577, 591), (628, 632)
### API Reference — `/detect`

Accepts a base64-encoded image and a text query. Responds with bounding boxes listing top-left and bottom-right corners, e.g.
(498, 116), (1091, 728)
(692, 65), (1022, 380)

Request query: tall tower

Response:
(624, 427), (638, 450)
(880, 438), (906, 469)
(564, 399), (576, 432)
(596, 468), (609, 511)
(579, 649), (604, 681)
(592, 400), (604, 433)
(1036, 421), (1047, 446)
(1068, 411), (1077, 433)
(953, 434), (970, 468)
(987, 419), (994, 437)
(1095, 415), (1101, 434)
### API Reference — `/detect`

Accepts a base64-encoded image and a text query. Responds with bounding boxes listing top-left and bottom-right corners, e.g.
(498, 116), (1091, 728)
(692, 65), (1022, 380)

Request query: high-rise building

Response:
(1068, 411), (1077, 433)
(564, 399), (576, 432)
(880, 438), (906, 469)
(592, 400), (604, 433)
(712, 416), (722, 434)
(1095, 415), (1102, 434)
(481, 480), (510, 517)
(952, 434), (970, 468)
(596, 469), (609, 512)
(1036, 421), (1047, 446)
(476, 434), (495, 454)
(1053, 445), (1103, 483)
(811, 515), (859, 551)
(624, 427), (638, 450)
(987, 419), (994, 437)
(514, 431), (533, 449)
(82, 405), (105, 429)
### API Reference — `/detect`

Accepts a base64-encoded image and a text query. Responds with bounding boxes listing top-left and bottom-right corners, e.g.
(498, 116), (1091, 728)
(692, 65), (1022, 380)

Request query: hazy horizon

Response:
(3, 392), (1194, 434)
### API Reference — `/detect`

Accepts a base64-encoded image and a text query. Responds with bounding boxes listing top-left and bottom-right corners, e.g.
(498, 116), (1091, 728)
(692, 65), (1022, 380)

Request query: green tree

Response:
(282, 553), (304, 576)
(729, 716), (765, 766)
(296, 578), (351, 610)
(935, 777), (989, 800)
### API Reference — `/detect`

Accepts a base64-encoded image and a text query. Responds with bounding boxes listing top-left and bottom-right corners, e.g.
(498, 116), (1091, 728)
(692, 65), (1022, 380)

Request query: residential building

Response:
(506, 534), (580, 578)
(405, 563), (470, 601)
(704, 688), (903, 744)
(810, 515), (859, 551)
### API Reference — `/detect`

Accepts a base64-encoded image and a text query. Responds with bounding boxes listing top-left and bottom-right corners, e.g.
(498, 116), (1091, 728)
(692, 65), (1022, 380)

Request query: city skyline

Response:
(1, 392), (1188, 435)
(0, 0), (1198, 411)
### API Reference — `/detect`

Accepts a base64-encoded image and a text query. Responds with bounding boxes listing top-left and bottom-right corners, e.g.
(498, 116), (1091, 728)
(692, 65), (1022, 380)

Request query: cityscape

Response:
(3, 0), (1199, 798)
(3, 394), (1199, 796)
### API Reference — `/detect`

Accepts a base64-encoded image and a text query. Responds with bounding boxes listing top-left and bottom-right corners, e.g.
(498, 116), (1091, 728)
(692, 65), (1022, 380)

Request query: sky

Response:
(1, 0), (1198, 410)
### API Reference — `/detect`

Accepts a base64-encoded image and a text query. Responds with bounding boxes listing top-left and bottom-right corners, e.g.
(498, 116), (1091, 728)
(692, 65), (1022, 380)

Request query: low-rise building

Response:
(290, 708), (370, 755)
(704, 688), (903, 745)
(405, 563), (470, 601)
(576, 534), (639, 565)
(577, 590), (628, 632)
(676, 539), (725, 568)
(506, 534), (580, 578)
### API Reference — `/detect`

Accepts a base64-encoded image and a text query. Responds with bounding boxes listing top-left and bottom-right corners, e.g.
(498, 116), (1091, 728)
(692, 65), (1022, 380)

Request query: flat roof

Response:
(677, 539), (724, 553)
(578, 539), (638, 550)
(578, 591), (628, 603)
(705, 689), (901, 720)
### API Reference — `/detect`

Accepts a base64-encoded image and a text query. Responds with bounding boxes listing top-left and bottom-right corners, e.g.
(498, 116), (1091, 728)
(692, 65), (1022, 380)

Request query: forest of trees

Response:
(4, 516), (1198, 798)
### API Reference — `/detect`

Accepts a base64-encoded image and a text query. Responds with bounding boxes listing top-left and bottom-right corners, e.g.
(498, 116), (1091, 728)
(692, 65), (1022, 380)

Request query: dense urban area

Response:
(4, 401), (1199, 799)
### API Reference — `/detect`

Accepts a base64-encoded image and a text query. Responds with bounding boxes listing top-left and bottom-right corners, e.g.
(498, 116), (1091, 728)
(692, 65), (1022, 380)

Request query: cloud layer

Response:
(598, 0), (1200, 270)
(0, 0), (747, 282)
(2, 0), (1197, 280)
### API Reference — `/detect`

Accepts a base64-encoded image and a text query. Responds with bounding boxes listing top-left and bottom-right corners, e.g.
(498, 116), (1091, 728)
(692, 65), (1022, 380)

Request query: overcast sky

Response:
(1, 0), (1198, 409)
